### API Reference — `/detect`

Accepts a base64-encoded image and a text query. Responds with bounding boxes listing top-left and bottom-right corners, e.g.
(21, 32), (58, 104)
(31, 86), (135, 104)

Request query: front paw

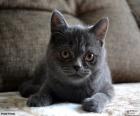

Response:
(27, 94), (52, 107)
(82, 98), (104, 113)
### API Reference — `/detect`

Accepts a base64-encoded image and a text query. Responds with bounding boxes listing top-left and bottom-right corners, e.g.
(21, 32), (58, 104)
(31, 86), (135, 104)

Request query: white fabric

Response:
(0, 83), (140, 116)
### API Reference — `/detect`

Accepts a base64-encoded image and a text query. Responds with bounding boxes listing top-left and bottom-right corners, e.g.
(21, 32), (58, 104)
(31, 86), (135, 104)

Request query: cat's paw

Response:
(27, 94), (52, 107)
(82, 97), (104, 113)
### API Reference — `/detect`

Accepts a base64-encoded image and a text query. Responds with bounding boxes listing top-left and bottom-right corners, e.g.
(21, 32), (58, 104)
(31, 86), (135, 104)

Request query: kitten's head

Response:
(47, 10), (109, 83)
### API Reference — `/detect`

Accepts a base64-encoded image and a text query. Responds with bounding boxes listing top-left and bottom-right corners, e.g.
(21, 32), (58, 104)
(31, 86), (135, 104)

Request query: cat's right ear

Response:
(51, 10), (68, 32)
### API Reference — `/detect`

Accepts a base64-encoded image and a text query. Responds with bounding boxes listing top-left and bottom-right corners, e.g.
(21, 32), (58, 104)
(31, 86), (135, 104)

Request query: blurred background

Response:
(0, 0), (140, 91)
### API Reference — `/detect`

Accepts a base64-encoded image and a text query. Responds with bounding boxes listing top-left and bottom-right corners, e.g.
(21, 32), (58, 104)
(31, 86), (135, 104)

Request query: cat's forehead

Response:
(58, 27), (101, 55)
(64, 27), (98, 47)
(51, 26), (102, 55)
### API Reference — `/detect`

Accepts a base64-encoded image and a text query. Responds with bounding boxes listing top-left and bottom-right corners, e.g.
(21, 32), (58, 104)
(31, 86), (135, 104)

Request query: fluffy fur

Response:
(19, 10), (114, 113)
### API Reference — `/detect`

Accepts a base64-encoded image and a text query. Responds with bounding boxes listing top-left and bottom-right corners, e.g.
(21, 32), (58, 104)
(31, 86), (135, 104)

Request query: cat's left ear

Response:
(51, 10), (68, 32)
(89, 17), (109, 46)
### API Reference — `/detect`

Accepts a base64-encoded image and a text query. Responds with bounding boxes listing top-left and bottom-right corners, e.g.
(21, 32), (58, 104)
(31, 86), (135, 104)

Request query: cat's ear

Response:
(89, 17), (109, 46)
(51, 10), (68, 32)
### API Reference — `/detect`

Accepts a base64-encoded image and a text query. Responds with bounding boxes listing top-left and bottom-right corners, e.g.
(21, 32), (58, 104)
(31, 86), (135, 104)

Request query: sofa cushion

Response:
(127, 0), (140, 27)
(0, 0), (76, 15)
(77, 0), (140, 83)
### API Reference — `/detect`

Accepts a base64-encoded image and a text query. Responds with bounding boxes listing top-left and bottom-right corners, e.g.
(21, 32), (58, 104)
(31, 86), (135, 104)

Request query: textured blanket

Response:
(0, 83), (140, 116)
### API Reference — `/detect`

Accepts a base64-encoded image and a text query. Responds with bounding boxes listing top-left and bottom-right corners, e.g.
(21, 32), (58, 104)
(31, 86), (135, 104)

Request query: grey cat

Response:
(19, 10), (114, 113)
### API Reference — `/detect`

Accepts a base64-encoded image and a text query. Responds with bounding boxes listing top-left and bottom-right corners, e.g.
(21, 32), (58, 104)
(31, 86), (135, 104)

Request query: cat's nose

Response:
(73, 65), (81, 71)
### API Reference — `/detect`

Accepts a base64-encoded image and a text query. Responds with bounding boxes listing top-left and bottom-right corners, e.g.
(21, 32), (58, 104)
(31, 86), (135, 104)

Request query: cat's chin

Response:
(69, 74), (83, 78)
(68, 70), (91, 78)
(67, 73), (91, 84)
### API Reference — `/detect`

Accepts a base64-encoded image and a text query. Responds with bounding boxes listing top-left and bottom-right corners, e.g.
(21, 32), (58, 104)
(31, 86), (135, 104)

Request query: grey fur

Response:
(19, 10), (114, 113)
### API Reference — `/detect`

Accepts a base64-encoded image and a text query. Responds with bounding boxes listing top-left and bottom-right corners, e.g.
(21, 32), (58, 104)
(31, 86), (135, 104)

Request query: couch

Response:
(0, 0), (140, 115)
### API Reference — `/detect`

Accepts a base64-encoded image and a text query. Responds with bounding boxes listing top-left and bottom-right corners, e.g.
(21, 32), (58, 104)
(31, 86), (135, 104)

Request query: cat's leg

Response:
(19, 80), (40, 98)
(26, 84), (53, 107)
(19, 62), (47, 98)
(82, 85), (114, 113)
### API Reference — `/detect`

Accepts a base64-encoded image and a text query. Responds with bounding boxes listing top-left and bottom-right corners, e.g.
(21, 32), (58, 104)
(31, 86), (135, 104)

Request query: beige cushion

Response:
(77, 0), (140, 83)
(127, 0), (140, 27)
(0, 0), (76, 15)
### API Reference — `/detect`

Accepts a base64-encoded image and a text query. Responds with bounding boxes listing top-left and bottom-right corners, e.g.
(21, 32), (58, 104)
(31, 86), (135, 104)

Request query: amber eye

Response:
(60, 50), (71, 59)
(85, 52), (94, 62)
